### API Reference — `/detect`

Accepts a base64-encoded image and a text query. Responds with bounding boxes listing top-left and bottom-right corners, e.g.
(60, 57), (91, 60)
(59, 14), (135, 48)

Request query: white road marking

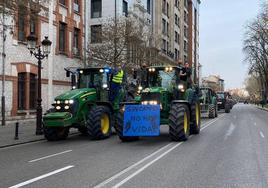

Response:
(254, 122), (257, 126)
(28, 150), (72, 163)
(95, 114), (225, 188)
(224, 123), (235, 140)
(260, 131), (265, 138)
(9, 165), (74, 188)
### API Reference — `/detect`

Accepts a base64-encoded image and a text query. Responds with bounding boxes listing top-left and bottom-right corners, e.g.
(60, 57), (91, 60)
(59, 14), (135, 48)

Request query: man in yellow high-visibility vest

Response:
(110, 65), (125, 102)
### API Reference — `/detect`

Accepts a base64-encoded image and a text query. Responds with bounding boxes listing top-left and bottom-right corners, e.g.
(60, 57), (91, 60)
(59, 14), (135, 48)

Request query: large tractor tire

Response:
(86, 106), (112, 140)
(208, 104), (215, 118)
(215, 104), (218, 117)
(169, 104), (190, 141)
(115, 112), (139, 142)
(225, 104), (230, 113)
(190, 102), (201, 135)
(44, 127), (69, 141)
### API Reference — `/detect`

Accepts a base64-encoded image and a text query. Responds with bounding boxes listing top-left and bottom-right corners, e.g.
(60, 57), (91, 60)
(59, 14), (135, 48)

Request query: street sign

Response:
(123, 105), (160, 137)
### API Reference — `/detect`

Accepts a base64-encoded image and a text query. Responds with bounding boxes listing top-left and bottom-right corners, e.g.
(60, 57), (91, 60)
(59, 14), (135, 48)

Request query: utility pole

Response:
(1, 0), (6, 126)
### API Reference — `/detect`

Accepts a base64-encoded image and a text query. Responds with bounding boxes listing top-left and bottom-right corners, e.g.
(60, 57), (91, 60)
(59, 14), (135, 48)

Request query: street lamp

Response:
(27, 34), (52, 135)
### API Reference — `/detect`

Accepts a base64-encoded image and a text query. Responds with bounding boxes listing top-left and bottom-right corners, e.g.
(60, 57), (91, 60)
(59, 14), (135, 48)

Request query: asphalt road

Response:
(1, 104), (267, 188)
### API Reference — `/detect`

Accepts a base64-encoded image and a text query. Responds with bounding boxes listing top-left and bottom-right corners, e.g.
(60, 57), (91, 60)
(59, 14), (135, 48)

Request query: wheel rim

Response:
(100, 114), (109, 134)
(184, 112), (188, 134)
(195, 103), (200, 127)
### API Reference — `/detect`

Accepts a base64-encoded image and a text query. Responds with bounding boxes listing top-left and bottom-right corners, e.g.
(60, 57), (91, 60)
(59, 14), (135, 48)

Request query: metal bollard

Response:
(14, 122), (19, 140)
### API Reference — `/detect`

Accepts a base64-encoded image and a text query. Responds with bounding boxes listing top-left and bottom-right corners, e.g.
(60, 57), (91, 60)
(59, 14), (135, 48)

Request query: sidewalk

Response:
(255, 105), (268, 112)
(0, 119), (44, 148)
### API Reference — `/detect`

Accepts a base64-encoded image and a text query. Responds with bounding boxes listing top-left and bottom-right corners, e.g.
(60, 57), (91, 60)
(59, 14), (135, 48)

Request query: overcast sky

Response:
(200, 0), (263, 89)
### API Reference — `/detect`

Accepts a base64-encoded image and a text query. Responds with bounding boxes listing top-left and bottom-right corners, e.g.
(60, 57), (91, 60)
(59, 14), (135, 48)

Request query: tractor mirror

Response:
(66, 71), (70, 77)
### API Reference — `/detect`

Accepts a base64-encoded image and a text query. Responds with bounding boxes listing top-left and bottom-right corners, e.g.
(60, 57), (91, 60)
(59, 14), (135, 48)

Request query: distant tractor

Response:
(199, 87), (218, 118)
(115, 66), (201, 142)
(216, 91), (232, 113)
(43, 67), (132, 141)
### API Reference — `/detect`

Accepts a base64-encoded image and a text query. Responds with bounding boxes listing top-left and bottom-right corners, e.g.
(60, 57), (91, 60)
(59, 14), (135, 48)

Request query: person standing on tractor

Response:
(110, 64), (125, 102)
(139, 63), (148, 87)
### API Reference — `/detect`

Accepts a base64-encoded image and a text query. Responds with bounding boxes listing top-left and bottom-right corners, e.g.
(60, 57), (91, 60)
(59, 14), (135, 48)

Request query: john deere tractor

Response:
(43, 67), (131, 141)
(199, 87), (218, 118)
(115, 66), (201, 142)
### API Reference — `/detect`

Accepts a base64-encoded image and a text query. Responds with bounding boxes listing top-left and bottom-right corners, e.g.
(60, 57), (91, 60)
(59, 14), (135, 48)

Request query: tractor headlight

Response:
(103, 83), (108, 88)
(138, 86), (143, 91)
(142, 100), (158, 105)
(178, 84), (185, 92)
(65, 100), (69, 104)
(69, 100), (74, 104)
(99, 69), (104, 73)
(64, 106), (70, 110)
(79, 70), (83, 74)
(56, 100), (61, 104)
(56, 106), (61, 110)
(72, 86), (76, 89)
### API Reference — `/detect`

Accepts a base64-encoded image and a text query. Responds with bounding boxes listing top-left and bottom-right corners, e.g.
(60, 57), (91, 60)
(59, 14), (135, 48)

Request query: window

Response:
(73, 28), (80, 56)
(29, 74), (37, 109)
(184, 25), (188, 38)
(175, 0), (179, 8)
(184, 40), (187, 52)
(147, 0), (151, 14)
(74, 0), (80, 12)
(184, 10), (187, 23)
(167, 3), (169, 17)
(162, 39), (167, 53)
(18, 73), (26, 110)
(30, 19), (36, 35)
(162, 18), (166, 34)
(123, 0), (128, 16)
(59, 0), (66, 6)
(91, 0), (102, 18)
(18, 8), (26, 41)
(175, 14), (178, 25)
(175, 48), (178, 60)
(167, 22), (169, 37)
(91, 25), (102, 43)
(184, 0), (188, 8)
(59, 22), (66, 53)
(162, 0), (166, 14)
(175, 31), (178, 43)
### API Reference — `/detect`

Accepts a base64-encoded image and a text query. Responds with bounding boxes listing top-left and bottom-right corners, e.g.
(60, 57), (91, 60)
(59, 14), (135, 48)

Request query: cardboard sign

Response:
(123, 105), (160, 137)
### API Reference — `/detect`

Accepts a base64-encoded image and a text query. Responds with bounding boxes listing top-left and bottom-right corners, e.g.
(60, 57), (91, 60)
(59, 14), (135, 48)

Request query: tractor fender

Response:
(95, 101), (114, 113)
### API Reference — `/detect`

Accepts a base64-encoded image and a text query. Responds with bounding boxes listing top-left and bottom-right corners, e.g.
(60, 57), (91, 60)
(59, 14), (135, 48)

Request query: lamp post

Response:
(27, 34), (52, 135)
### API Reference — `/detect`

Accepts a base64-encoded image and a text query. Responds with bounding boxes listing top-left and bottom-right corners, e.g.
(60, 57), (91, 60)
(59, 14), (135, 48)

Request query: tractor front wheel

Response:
(190, 102), (201, 135)
(115, 112), (139, 142)
(169, 104), (190, 141)
(44, 127), (69, 141)
(86, 106), (112, 140)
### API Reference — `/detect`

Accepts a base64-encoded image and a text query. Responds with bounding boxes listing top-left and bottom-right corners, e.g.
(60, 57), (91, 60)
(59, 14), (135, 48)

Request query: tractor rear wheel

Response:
(208, 104), (215, 118)
(190, 102), (201, 135)
(86, 106), (112, 140)
(169, 104), (190, 141)
(115, 111), (139, 142)
(225, 104), (230, 113)
(44, 127), (69, 141)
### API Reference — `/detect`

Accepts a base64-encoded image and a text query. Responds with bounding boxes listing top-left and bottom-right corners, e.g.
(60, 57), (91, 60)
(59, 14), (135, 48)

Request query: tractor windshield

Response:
(148, 70), (176, 88)
(79, 71), (109, 89)
(217, 93), (225, 99)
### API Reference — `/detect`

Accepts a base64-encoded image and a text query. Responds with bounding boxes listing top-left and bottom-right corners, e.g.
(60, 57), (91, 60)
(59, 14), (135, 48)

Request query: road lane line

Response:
(224, 123), (235, 140)
(9, 165), (74, 188)
(94, 143), (174, 188)
(112, 115), (226, 188)
(260, 131), (265, 138)
(28, 150), (73, 163)
(95, 114), (225, 188)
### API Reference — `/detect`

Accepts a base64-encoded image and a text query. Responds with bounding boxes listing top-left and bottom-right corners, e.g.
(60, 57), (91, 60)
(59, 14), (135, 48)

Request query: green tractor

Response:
(115, 66), (201, 142)
(43, 67), (132, 141)
(199, 87), (218, 118)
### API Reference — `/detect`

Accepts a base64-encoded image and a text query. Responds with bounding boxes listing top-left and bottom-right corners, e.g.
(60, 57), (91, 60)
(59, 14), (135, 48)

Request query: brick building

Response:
(0, 0), (85, 119)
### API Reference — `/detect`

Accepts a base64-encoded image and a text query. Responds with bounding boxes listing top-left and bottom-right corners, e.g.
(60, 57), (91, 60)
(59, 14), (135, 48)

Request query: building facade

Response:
(152, 0), (200, 82)
(0, 0), (85, 118)
(202, 75), (225, 92)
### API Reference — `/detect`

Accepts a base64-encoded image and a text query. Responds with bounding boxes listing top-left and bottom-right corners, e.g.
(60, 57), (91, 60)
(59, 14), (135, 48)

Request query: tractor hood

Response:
(55, 88), (96, 100)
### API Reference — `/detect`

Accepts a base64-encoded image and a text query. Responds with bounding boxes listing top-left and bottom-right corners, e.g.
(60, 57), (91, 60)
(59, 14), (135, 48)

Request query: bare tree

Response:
(87, 16), (161, 70)
(243, 2), (268, 102)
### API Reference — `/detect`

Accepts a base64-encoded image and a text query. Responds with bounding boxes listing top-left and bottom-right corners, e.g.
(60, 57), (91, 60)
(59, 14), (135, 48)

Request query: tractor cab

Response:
(199, 87), (218, 118)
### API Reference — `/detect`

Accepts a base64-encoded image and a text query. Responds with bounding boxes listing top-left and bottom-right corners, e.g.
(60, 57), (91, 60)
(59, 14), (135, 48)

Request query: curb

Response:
(0, 132), (80, 149)
(256, 106), (268, 112)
